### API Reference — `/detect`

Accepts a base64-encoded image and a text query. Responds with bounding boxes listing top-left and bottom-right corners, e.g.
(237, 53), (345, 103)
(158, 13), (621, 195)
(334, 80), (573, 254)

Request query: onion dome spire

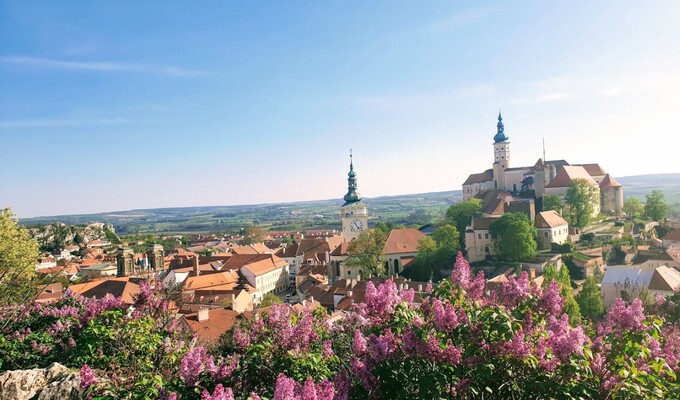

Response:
(343, 149), (361, 204)
(493, 111), (509, 143)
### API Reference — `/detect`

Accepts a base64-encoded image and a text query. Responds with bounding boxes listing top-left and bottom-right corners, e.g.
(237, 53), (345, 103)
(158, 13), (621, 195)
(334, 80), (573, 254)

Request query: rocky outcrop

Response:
(0, 363), (81, 400)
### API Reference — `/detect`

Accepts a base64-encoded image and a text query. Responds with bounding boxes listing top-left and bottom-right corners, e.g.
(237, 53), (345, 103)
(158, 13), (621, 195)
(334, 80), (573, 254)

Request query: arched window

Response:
(394, 259), (399, 274)
(335, 261), (340, 277)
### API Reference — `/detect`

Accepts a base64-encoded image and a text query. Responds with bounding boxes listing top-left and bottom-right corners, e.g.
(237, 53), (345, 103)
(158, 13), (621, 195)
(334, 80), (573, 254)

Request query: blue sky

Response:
(1, 1), (679, 218)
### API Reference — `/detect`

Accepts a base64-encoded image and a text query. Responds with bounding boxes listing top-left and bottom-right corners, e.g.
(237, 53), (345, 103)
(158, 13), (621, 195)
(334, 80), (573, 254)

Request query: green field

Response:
(21, 190), (463, 235)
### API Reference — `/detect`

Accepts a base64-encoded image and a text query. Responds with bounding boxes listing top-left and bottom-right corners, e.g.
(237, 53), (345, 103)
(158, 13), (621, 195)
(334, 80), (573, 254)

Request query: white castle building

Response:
(461, 113), (624, 216)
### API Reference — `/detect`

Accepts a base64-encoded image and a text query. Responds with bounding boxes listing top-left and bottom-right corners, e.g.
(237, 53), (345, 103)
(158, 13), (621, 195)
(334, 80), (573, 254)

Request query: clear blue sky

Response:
(2, 1), (679, 218)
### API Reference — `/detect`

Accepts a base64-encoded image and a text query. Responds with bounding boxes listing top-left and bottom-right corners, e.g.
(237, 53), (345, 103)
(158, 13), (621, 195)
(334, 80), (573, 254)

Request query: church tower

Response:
(340, 151), (368, 242)
(492, 112), (510, 190)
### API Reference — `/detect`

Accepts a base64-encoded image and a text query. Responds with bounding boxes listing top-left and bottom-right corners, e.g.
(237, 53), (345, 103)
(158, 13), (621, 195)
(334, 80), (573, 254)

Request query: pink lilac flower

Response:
(273, 373), (296, 400)
(604, 298), (646, 333)
(301, 378), (318, 400)
(322, 340), (334, 358)
(364, 280), (401, 321)
(353, 330), (367, 355)
(431, 299), (459, 331)
(201, 384), (235, 400)
(80, 365), (98, 389)
(540, 280), (564, 317)
(180, 345), (211, 386)
(233, 328), (251, 349)
(451, 252), (471, 287)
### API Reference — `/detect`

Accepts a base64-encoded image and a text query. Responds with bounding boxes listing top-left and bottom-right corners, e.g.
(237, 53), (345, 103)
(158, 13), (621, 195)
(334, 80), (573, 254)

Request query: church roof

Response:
(343, 153), (361, 205)
(599, 173), (622, 188)
(545, 166), (598, 188)
(574, 163), (607, 177)
(462, 169), (493, 185)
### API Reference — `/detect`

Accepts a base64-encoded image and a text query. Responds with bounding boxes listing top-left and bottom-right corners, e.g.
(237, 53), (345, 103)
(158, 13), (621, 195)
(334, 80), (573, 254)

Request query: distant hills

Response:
(18, 173), (680, 235)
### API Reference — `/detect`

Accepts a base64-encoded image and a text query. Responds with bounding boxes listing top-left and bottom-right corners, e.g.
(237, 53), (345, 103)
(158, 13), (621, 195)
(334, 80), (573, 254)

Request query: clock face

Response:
(350, 219), (364, 232)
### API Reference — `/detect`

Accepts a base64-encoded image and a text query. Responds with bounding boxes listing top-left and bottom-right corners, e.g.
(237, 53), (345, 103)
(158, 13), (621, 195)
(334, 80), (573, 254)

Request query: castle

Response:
(462, 113), (624, 216)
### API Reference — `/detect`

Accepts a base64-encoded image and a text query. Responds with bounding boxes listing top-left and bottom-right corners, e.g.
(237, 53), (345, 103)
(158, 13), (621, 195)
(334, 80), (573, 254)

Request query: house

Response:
(79, 263), (118, 279)
(662, 229), (680, 249)
(535, 210), (569, 250)
(382, 228), (425, 275)
(544, 166), (601, 216)
(224, 254), (289, 303)
(465, 217), (497, 263)
(601, 265), (680, 307)
(277, 237), (337, 275)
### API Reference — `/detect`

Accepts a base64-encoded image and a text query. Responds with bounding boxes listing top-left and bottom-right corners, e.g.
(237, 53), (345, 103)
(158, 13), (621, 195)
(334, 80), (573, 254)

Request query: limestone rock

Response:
(0, 363), (81, 400)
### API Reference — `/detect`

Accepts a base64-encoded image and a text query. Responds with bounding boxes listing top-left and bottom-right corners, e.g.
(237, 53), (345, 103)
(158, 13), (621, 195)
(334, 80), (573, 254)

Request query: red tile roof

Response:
(383, 228), (425, 255)
(599, 173), (622, 188)
(462, 169), (493, 185)
(535, 210), (568, 229)
(546, 166), (597, 188)
(183, 308), (239, 343)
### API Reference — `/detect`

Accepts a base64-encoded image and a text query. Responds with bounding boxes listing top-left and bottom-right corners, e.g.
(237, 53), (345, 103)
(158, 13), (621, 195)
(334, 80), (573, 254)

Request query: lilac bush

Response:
(3, 252), (680, 399)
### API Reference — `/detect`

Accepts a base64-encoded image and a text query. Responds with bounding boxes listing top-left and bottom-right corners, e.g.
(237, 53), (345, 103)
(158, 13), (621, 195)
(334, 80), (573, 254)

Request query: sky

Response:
(1, 1), (680, 218)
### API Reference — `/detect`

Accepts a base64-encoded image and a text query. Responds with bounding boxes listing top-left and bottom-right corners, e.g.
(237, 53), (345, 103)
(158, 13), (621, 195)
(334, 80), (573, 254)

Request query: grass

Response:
(569, 252), (591, 262)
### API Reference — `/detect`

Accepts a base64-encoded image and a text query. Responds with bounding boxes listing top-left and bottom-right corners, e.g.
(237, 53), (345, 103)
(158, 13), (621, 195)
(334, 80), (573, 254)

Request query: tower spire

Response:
(493, 111), (509, 143)
(343, 150), (361, 204)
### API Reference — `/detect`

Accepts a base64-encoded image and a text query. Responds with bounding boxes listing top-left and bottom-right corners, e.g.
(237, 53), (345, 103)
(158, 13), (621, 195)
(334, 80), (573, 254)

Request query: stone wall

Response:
(0, 363), (81, 400)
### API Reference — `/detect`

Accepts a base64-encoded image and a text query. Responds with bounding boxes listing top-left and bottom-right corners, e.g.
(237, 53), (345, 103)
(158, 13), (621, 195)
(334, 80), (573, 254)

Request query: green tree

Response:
(346, 229), (387, 277)
(0, 208), (40, 305)
(406, 209), (431, 226)
(374, 222), (394, 234)
(241, 225), (267, 245)
(543, 264), (581, 323)
(402, 225), (460, 282)
(564, 179), (599, 228)
(445, 199), (482, 247)
(430, 224), (460, 254)
(644, 190), (670, 222)
(623, 198), (644, 221)
(576, 276), (604, 320)
(542, 194), (563, 213)
(259, 292), (283, 308)
(489, 213), (537, 262)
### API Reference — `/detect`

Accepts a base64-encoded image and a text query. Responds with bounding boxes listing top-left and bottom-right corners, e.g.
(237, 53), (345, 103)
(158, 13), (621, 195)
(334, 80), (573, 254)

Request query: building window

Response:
(485, 246), (490, 253)
(544, 232), (549, 238)
(478, 233), (482, 239)
(348, 270), (351, 276)
(485, 233), (489, 239)
(394, 259), (399, 274)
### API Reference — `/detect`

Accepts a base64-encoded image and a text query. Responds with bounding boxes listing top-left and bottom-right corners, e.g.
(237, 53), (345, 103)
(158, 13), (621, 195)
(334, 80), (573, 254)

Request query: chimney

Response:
(529, 268), (536, 280)
(418, 284), (422, 292)
(346, 290), (353, 298)
(197, 308), (209, 322)
(193, 255), (200, 277)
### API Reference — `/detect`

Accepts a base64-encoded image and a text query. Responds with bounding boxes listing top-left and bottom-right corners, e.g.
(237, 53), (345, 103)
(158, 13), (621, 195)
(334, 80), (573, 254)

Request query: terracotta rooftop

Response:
(184, 271), (239, 291)
(574, 163), (607, 177)
(471, 217), (498, 231)
(663, 229), (680, 242)
(240, 255), (288, 276)
(648, 266), (680, 292)
(183, 308), (239, 343)
(383, 228), (425, 255)
(231, 243), (271, 255)
(546, 165), (598, 188)
(599, 173), (622, 188)
(535, 210), (568, 229)
(462, 169), (494, 185)
(68, 277), (140, 304)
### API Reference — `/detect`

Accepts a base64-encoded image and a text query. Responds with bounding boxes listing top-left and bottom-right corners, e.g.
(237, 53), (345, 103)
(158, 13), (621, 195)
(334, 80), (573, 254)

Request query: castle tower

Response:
(341, 151), (368, 242)
(116, 247), (135, 277)
(599, 174), (624, 216)
(146, 244), (164, 271)
(492, 112), (510, 190)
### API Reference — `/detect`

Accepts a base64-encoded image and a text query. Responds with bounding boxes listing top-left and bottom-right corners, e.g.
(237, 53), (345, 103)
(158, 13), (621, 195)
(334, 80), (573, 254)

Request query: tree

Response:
(0, 208), (40, 305)
(543, 264), (581, 323)
(489, 213), (537, 261)
(406, 209), (431, 226)
(374, 222), (394, 234)
(346, 229), (387, 277)
(564, 179), (599, 228)
(576, 276), (604, 320)
(644, 190), (670, 222)
(623, 198), (644, 221)
(241, 225), (267, 245)
(542, 194), (563, 213)
(403, 225), (461, 281)
(445, 199), (482, 247)
(259, 292), (282, 308)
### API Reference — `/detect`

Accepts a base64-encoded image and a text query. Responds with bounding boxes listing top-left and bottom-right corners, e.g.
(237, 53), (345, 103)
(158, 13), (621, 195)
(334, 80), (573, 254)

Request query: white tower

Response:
(492, 112), (510, 190)
(340, 151), (368, 242)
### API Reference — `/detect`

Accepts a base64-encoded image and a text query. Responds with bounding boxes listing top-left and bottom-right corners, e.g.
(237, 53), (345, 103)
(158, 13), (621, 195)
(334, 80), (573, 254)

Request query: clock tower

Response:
(341, 151), (368, 242)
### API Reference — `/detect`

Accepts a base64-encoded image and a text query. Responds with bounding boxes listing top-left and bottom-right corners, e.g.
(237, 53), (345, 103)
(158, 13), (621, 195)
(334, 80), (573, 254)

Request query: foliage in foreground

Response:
(2, 254), (680, 399)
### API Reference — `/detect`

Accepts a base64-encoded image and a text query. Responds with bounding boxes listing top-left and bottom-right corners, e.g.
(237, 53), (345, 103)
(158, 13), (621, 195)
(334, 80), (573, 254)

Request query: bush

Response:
(551, 242), (573, 253)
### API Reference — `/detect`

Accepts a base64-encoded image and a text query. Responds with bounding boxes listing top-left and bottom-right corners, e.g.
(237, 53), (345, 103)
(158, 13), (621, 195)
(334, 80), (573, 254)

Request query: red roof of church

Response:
(599, 173), (622, 188)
